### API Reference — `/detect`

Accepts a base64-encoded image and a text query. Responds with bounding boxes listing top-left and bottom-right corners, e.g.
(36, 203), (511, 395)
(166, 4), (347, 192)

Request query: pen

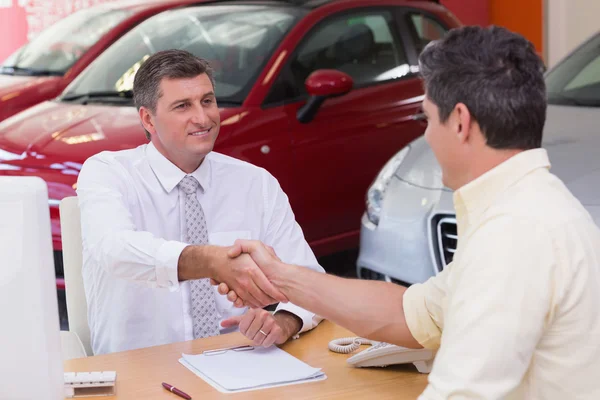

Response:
(162, 382), (192, 400)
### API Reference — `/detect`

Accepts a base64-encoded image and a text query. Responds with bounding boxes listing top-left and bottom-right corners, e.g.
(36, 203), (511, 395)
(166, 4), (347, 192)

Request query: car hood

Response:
(0, 100), (244, 168)
(0, 74), (59, 96)
(395, 105), (600, 205)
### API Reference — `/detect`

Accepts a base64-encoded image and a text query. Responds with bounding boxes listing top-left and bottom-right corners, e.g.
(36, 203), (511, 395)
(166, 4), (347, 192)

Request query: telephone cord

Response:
(328, 337), (375, 354)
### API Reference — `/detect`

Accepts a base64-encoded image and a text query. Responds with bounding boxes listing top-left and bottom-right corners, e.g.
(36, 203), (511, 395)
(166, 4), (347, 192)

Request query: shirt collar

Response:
(146, 142), (212, 194)
(453, 148), (551, 216)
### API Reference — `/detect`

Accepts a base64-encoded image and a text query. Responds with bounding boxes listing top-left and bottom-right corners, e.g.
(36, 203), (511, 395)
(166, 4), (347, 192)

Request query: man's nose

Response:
(190, 106), (210, 126)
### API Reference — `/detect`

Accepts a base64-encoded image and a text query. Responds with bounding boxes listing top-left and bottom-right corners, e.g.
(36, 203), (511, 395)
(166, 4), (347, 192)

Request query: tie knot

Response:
(179, 175), (199, 195)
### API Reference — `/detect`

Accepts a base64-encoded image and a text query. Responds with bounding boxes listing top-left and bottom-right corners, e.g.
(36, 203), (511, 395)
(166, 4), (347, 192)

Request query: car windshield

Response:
(62, 4), (305, 105)
(546, 32), (600, 107)
(1, 6), (132, 76)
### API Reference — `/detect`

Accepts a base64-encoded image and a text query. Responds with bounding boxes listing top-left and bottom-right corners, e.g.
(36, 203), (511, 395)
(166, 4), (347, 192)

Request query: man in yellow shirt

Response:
(220, 25), (600, 399)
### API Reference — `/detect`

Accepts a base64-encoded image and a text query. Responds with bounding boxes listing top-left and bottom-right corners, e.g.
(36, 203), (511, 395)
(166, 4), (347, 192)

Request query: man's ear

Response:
(454, 103), (472, 144)
(139, 106), (156, 136)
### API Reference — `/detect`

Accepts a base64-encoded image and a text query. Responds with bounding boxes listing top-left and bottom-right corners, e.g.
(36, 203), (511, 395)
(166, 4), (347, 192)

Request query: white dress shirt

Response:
(403, 149), (600, 399)
(77, 143), (324, 355)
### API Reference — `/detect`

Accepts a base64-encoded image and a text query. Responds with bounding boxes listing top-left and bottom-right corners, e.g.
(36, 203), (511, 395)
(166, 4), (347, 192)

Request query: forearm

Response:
(178, 244), (219, 281)
(273, 310), (303, 339)
(96, 234), (221, 283)
(272, 264), (421, 348)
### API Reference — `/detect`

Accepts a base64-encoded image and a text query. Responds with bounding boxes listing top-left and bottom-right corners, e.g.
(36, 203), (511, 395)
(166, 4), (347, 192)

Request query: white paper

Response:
(181, 346), (325, 391)
(179, 358), (326, 394)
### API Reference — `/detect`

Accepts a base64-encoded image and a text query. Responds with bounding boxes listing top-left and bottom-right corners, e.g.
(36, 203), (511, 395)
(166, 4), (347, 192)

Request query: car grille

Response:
(357, 267), (411, 287)
(434, 216), (457, 270)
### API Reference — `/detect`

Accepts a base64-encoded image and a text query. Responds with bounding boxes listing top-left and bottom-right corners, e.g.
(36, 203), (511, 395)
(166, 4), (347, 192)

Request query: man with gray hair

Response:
(77, 49), (324, 355)
(222, 26), (600, 399)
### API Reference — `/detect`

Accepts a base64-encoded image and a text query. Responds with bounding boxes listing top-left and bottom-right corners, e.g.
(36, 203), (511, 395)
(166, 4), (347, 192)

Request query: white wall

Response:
(545, 0), (600, 67)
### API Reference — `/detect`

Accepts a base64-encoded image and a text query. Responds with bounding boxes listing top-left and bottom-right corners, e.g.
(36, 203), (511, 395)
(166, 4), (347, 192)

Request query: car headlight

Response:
(366, 146), (411, 225)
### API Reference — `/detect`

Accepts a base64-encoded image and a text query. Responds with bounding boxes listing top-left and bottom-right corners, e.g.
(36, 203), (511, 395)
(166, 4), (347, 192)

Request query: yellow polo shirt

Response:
(403, 149), (600, 399)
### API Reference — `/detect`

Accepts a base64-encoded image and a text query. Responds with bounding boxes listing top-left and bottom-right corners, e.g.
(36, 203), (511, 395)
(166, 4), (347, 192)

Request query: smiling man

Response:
(76, 49), (324, 355)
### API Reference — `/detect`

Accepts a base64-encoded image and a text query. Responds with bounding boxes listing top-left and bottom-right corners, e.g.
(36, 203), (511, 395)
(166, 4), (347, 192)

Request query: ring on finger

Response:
(259, 329), (268, 336)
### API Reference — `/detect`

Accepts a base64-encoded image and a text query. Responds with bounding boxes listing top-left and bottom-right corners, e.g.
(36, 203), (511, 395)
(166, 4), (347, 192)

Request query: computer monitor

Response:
(0, 177), (63, 400)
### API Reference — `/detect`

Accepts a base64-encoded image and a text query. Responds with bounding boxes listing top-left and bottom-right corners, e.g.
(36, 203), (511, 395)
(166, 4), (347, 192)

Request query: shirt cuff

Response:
(403, 283), (442, 349)
(275, 302), (320, 334)
(154, 240), (188, 291)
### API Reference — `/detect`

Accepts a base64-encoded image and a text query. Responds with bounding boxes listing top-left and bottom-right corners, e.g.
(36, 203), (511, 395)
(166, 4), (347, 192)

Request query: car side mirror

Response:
(297, 69), (353, 124)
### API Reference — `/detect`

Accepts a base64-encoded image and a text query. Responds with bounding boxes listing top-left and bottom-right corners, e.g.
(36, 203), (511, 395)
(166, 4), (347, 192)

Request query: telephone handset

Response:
(328, 337), (435, 373)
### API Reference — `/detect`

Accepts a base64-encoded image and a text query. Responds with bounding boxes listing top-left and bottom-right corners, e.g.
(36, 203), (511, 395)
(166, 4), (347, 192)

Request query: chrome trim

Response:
(398, 94), (425, 106)
(436, 217), (457, 269)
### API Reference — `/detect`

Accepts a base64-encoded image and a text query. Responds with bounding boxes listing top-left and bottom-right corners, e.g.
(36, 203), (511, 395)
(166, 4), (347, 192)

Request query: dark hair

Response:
(133, 49), (215, 139)
(418, 25), (547, 150)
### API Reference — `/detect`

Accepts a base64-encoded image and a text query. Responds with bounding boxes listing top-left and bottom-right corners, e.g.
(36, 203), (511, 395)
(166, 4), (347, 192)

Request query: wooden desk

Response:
(64, 321), (428, 399)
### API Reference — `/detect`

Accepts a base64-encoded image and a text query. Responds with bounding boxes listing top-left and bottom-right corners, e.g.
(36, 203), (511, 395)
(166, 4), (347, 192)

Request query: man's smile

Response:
(188, 128), (211, 137)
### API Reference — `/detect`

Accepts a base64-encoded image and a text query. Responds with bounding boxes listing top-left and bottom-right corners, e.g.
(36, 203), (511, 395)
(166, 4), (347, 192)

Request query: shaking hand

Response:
(208, 245), (287, 308)
(213, 240), (286, 308)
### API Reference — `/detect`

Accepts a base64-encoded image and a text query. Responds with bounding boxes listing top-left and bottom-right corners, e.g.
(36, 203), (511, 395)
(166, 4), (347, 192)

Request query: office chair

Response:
(60, 196), (92, 356)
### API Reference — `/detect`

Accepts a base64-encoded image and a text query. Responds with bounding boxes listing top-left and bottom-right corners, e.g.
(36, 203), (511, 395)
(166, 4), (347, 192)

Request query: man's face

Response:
(422, 95), (462, 190)
(145, 73), (220, 171)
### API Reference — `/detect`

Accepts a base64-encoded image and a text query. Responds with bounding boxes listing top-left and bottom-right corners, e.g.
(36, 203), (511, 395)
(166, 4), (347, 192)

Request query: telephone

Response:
(328, 337), (435, 373)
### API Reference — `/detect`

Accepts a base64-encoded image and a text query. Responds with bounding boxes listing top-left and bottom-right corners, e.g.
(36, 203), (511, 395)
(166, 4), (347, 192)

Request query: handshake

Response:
(206, 240), (289, 309)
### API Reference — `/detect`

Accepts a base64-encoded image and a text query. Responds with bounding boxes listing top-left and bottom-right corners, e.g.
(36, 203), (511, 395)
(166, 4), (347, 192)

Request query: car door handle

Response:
(411, 113), (426, 121)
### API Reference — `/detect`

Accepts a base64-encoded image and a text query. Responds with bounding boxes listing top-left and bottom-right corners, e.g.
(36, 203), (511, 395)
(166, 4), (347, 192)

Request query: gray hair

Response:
(133, 49), (215, 140)
(418, 25), (547, 150)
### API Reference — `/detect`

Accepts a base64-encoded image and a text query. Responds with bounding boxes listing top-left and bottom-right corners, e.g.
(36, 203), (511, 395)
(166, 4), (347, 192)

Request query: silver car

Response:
(357, 31), (600, 285)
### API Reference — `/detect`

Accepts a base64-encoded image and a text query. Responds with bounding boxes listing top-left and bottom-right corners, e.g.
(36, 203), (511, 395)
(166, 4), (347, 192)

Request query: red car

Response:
(0, 0), (205, 123)
(0, 0), (459, 288)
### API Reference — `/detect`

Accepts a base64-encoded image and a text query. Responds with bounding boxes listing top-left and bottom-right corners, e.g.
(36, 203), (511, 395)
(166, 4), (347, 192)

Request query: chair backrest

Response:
(59, 196), (92, 356)
(60, 331), (87, 361)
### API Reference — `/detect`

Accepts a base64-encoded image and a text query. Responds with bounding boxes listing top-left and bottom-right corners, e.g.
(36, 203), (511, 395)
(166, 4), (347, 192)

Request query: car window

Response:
(546, 33), (600, 107)
(265, 10), (408, 104)
(406, 13), (448, 55)
(1, 6), (132, 75)
(563, 55), (600, 90)
(62, 5), (305, 105)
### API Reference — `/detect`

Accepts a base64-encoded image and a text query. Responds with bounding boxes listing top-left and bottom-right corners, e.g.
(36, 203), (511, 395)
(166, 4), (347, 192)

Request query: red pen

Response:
(162, 382), (192, 400)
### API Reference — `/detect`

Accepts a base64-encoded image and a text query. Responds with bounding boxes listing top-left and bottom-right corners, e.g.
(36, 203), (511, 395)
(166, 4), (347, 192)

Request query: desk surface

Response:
(64, 321), (428, 399)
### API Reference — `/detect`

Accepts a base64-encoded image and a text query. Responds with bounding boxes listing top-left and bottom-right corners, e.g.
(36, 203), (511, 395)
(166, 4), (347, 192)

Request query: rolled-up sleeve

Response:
(261, 170), (325, 333)
(77, 154), (187, 290)
(403, 268), (450, 350)
(154, 240), (188, 289)
(418, 217), (554, 400)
